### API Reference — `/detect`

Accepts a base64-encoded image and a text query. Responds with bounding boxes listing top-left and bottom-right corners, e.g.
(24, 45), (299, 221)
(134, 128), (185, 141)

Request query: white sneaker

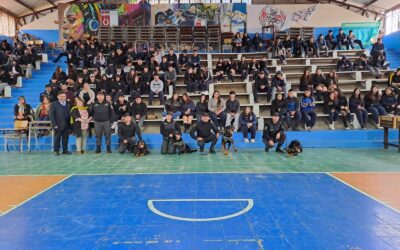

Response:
(204, 91), (209, 95)
(305, 124), (308, 130)
(250, 139), (256, 143)
(244, 138), (249, 143)
(329, 124), (335, 130)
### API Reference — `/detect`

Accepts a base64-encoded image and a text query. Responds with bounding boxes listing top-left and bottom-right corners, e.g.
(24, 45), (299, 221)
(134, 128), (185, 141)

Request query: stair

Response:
(0, 55), (64, 129)
(386, 49), (400, 69)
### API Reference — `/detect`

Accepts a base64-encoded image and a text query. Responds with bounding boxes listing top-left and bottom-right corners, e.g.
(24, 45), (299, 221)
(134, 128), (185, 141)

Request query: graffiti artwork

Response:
(289, 5), (318, 23)
(258, 6), (287, 31)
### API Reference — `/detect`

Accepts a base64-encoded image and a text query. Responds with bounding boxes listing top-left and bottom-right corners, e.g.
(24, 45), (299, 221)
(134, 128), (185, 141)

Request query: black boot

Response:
(95, 146), (101, 154)
(276, 144), (285, 153)
(106, 146), (112, 154)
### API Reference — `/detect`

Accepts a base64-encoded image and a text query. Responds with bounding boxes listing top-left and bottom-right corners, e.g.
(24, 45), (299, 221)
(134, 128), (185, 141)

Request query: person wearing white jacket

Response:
(149, 74), (164, 106)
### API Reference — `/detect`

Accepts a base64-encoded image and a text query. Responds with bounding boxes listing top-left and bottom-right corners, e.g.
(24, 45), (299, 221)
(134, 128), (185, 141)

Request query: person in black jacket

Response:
(184, 67), (197, 94)
(113, 95), (130, 121)
(90, 91), (115, 153)
(337, 56), (353, 72)
(239, 106), (257, 143)
(49, 92), (71, 156)
(118, 114), (142, 154)
(271, 93), (287, 119)
(337, 89), (352, 129)
(271, 71), (287, 101)
(324, 91), (340, 130)
(349, 88), (368, 129)
(285, 89), (302, 131)
(130, 95), (147, 129)
(14, 96), (33, 121)
(382, 87), (398, 114)
(364, 85), (387, 128)
(336, 29), (349, 50)
(325, 30), (336, 50)
(252, 32), (263, 52)
(160, 112), (181, 154)
(263, 113), (286, 153)
(195, 94), (209, 122)
(190, 112), (220, 154)
(242, 32), (251, 52)
(293, 35), (306, 58)
(253, 71), (270, 103)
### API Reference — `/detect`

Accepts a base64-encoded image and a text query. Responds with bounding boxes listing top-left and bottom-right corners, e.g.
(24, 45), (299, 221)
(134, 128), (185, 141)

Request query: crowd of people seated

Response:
(5, 31), (400, 155)
(0, 38), (40, 95)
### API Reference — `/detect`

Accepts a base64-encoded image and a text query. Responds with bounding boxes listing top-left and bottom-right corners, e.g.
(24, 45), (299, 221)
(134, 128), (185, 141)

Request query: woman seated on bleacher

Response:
(324, 91), (340, 130)
(326, 69), (339, 86)
(52, 66), (67, 83)
(282, 35), (293, 58)
(364, 85), (387, 129)
(337, 89), (352, 129)
(388, 68), (400, 94)
(299, 69), (312, 92)
(208, 90), (227, 130)
(271, 93), (287, 121)
(215, 58), (225, 83)
(240, 106), (257, 143)
(272, 38), (287, 64)
(349, 88), (368, 129)
(35, 95), (50, 122)
(226, 57), (237, 82)
(232, 32), (242, 53)
(184, 67), (197, 94)
(163, 91), (182, 120)
(242, 33), (251, 53)
(7, 60), (22, 86)
(382, 87), (398, 114)
(300, 89), (317, 131)
(195, 94), (209, 122)
(14, 96), (33, 122)
(181, 93), (196, 133)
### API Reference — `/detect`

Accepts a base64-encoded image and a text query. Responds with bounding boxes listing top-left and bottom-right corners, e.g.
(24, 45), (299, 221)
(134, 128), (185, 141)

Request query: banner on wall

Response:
(101, 10), (119, 26)
(152, 4), (246, 33)
(281, 5), (318, 30)
(59, 2), (151, 42)
(341, 22), (381, 47)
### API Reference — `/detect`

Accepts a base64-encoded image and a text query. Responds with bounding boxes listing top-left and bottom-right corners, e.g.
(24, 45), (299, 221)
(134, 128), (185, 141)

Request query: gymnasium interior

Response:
(0, 0), (400, 249)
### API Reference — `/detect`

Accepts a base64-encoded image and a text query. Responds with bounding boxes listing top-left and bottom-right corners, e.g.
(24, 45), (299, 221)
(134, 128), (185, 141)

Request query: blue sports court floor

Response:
(1, 173), (400, 249)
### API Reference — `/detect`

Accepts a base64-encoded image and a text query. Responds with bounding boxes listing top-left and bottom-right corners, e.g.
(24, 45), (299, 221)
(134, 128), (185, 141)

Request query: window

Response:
(0, 11), (15, 37)
(385, 8), (400, 35)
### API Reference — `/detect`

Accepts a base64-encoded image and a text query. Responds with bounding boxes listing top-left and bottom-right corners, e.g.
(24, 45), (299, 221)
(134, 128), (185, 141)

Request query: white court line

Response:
(3, 171), (400, 177)
(0, 175), (72, 217)
(148, 198), (254, 222)
(328, 173), (400, 214)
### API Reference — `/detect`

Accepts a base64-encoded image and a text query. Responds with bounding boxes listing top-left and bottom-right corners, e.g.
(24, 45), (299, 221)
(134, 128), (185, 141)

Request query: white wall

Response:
(21, 11), (59, 30)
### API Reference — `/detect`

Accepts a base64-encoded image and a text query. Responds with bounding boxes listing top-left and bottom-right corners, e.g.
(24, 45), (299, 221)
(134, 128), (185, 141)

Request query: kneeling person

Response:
(189, 113), (220, 154)
(263, 113), (286, 153)
(118, 114), (142, 154)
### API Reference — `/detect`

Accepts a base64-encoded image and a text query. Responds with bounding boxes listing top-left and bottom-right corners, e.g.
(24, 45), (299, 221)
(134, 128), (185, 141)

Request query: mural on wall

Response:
(153, 4), (220, 27)
(59, 2), (150, 42)
(59, 3), (101, 41)
(247, 5), (320, 35)
(220, 4), (247, 33)
(153, 4), (246, 33)
(258, 6), (287, 31)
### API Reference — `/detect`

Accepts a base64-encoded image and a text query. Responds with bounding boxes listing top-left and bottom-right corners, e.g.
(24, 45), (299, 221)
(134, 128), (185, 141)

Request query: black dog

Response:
(172, 132), (197, 154)
(286, 140), (303, 157)
(222, 126), (237, 155)
(134, 140), (149, 157)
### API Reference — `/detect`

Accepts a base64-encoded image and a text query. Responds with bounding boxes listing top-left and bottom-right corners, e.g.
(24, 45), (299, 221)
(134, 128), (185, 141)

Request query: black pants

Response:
(119, 137), (137, 154)
(54, 127), (69, 152)
(186, 81), (197, 93)
(161, 137), (174, 154)
(241, 125), (256, 140)
(94, 121), (111, 147)
(253, 85), (271, 102)
(197, 134), (217, 151)
(263, 133), (286, 148)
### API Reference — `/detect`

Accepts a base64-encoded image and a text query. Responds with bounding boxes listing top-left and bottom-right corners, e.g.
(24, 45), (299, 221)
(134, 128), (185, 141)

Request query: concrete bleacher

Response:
(0, 49), (395, 151)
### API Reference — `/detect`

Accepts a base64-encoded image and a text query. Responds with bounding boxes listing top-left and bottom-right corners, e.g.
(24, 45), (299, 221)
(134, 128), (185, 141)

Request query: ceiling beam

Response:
(14, 0), (39, 18)
(386, 3), (400, 13)
(364, 0), (378, 8)
(45, 0), (56, 7)
(0, 6), (18, 18)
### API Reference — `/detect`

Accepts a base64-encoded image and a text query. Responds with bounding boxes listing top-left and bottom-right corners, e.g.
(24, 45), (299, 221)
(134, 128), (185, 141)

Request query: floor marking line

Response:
(3, 171), (400, 177)
(0, 175), (72, 217)
(327, 173), (400, 214)
(148, 198), (254, 222)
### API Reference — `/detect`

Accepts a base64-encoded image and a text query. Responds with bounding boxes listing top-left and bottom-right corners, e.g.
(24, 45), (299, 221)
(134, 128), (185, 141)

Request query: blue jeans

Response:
(162, 111), (181, 120)
(366, 105), (386, 124)
(301, 110), (317, 128)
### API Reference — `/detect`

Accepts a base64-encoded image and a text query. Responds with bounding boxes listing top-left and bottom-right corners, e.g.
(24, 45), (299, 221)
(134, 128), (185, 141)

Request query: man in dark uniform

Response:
(90, 91), (115, 154)
(160, 112), (181, 154)
(189, 113), (220, 154)
(49, 91), (71, 156)
(118, 114), (142, 154)
(262, 113), (286, 153)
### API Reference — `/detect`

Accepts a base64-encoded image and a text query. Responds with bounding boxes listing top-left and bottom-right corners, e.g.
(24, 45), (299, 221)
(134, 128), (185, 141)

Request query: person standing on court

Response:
(189, 113), (220, 154)
(49, 91), (71, 156)
(90, 91), (115, 154)
(160, 112), (181, 154)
